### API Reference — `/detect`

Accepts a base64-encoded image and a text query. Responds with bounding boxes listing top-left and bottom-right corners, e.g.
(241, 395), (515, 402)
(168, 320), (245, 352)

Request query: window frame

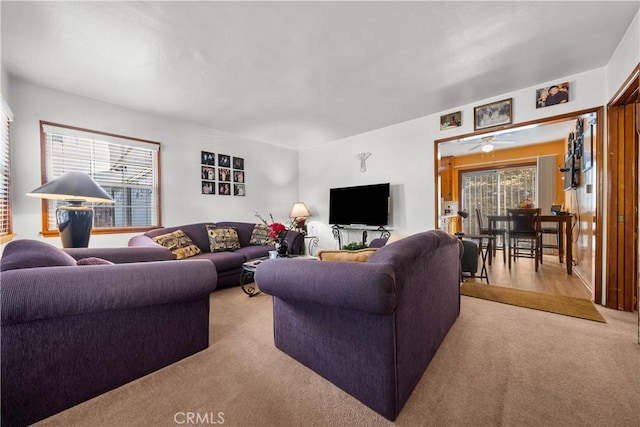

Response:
(0, 97), (14, 243)
(39, 121), (162, 236)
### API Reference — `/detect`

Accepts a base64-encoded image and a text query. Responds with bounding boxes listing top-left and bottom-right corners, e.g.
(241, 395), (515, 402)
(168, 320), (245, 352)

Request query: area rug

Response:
(460, 282), (606, 323)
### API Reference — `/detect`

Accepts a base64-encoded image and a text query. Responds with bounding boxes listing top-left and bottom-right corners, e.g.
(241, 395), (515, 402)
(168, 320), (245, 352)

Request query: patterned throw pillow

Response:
(206, 225), (241, 252)
(152, 229), (202, 260)
(249, 224), (274, 245)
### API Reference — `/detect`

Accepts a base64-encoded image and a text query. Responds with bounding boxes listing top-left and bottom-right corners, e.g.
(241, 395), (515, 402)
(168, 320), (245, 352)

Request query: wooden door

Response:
(606, 66), (639, 312)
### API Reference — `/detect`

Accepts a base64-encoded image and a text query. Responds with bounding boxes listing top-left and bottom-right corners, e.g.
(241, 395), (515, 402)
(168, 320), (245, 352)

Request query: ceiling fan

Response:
(465, 135), (515, 153)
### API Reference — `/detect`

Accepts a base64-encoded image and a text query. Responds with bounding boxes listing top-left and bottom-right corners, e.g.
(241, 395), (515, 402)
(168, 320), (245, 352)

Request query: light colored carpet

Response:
(39, 287), (639, 427)
(460, 282), (606, 322)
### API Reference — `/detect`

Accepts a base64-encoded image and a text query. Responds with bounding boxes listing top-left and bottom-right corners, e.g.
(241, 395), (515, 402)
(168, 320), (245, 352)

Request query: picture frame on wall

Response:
(234, 184), (245, 196)
(536, 82), (569, 109)
(218, 167), (231, 182)
(440, 111), (461, 130)
(201, 166), (215, 181)
(474, 98), (512, 130)
(219, 183), (231, 195)
(201, 151), (215, 166)
(218, 154), (231, 167)
(201, 181), (215, 195)
(233, 170), (245, 183)
(233, 157), (244, 170)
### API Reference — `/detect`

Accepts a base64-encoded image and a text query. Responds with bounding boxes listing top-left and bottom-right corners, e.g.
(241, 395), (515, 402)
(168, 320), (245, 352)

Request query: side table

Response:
(239, 257), (266, 297)
(239, 255), (318, 297)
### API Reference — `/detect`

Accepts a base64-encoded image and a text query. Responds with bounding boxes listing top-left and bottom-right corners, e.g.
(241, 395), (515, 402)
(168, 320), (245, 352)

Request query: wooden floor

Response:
(464, 249), (593, 300)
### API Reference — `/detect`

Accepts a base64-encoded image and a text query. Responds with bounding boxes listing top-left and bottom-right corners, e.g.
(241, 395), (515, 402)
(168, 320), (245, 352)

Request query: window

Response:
(461, 165), (537, 234)
(40, 122), (161, 235)
(0, 98), (13, 242)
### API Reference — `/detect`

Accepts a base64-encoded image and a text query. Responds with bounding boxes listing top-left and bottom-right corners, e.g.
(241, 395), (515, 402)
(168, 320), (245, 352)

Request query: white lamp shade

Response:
(289, 202), (311, 218)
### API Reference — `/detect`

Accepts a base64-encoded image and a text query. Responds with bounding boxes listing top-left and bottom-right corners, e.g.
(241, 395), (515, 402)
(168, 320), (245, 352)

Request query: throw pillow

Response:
(317, 248), (378, 262)
(206, 225), (241, 252)
(77, 257), (114, 266)
(249, 223), (274, 245)
(0, 239), (78, 271)
(152, 229), (202, 260)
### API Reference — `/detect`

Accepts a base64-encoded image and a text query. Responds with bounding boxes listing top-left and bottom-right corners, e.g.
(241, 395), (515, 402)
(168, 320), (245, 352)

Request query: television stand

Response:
(331, 225), (391, 248)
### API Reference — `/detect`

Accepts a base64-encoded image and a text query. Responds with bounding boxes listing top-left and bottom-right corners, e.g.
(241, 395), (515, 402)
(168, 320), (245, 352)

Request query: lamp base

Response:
(56, 203), (93, 248)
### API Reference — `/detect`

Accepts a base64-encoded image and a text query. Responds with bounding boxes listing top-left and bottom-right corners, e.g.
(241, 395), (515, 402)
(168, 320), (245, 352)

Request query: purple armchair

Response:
(1, 240), (217, 426)
(255, 230), (461, 420)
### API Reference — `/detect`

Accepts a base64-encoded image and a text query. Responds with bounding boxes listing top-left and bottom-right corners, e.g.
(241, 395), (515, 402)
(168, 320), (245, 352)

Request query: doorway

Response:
(435, 108), (602, 299)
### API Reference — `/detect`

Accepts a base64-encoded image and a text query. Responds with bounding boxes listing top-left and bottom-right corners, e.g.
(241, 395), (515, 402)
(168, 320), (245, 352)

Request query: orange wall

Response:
(450, 139), (567, 206)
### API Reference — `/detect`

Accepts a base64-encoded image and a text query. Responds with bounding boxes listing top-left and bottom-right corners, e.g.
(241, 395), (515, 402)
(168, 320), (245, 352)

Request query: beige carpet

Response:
(460, 282), (606, 323)
(39, 287), (639, 427)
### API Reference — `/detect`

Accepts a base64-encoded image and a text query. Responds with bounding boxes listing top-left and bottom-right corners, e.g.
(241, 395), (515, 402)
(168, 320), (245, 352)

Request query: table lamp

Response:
(26, 171), (115, 248)
(289, 202), (311, 231)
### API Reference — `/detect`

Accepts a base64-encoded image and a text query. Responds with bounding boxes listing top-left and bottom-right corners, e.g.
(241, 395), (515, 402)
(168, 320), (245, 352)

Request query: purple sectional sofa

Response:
(0, 240), (217, 427)
(128, 222), (304, 288)
(255, 230), (462, 421)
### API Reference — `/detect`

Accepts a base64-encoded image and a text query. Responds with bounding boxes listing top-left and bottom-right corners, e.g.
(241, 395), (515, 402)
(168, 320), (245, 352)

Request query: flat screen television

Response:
(329, 183), (390, 226)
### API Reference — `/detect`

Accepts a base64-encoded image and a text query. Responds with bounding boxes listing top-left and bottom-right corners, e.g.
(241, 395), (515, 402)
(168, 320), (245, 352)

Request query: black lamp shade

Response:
(26, 171), (114, 203)
(26, 172), (114, 248)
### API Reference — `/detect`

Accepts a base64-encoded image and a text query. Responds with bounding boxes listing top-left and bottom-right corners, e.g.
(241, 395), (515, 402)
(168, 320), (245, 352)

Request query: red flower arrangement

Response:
(255, 212), (294, 241)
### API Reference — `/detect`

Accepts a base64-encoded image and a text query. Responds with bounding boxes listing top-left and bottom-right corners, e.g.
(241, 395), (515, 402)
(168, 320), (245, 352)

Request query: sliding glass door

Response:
(461, 166), (537, 234)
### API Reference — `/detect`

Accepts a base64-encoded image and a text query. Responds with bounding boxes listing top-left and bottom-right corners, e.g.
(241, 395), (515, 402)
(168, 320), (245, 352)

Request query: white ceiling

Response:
(2, 1), (638, 150)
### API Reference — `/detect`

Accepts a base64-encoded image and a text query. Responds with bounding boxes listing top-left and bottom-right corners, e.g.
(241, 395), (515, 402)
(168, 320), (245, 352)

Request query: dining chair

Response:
(475, 208), (506, 263)
(507, 208), (542, 272)
(541, 205), (563, 263)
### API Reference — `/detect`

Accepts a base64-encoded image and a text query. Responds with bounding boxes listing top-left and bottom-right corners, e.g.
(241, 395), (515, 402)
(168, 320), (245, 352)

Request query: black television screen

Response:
(329, 183), (390, 226)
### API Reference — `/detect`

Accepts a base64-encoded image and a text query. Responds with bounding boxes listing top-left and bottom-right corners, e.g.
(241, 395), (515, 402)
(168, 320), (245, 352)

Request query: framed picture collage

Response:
(201, 151), (245, 196)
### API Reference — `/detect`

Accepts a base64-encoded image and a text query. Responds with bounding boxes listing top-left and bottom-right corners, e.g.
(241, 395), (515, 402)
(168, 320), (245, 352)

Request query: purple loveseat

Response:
(0, 240), (217, 427)
(255, 230), (461, 421)
(128, 222), (304, 288)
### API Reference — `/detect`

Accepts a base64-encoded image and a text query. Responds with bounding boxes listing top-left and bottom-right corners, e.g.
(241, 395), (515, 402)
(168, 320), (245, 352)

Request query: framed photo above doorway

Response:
(474, 98), (512, 131)
(440, 111), (462, 130)
(536, 82), (569, 108)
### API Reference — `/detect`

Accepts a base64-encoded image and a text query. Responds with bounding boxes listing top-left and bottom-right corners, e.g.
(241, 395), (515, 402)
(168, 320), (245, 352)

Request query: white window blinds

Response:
(1, 98), (13, 239)
(41, 122), (161, 232)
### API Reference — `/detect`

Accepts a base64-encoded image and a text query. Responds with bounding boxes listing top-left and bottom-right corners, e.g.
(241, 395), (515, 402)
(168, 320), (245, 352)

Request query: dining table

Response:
(487, 213), (574, 274)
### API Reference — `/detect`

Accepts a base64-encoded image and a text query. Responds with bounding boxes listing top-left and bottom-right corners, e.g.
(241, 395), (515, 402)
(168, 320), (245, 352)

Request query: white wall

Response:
(1, 66), (10, 104)
(8, 77), (299, 247)
(606, 11), (639, 100)
(299, 67), (607, 250)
